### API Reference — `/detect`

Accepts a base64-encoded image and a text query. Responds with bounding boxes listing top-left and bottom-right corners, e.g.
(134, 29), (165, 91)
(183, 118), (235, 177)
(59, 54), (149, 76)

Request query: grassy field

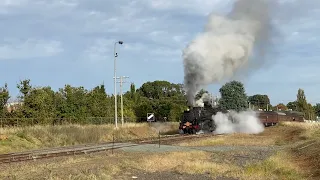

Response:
(1, 121), (319, 180)
(0, 122), (179, 153)
(179, 122), (318, 147)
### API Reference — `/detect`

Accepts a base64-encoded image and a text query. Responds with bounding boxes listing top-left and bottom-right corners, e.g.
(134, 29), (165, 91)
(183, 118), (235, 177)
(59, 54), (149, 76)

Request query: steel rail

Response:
(0, 133), (216, 164)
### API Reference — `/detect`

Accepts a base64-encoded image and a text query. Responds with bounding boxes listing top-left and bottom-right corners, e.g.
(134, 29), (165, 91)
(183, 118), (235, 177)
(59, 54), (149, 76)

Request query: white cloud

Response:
(82, 38), (116, 62)
(1, 0), (320, 104)
(145, 0), (233, 16)
(0, 38), (63, 60)
(82, 38), (182, 63)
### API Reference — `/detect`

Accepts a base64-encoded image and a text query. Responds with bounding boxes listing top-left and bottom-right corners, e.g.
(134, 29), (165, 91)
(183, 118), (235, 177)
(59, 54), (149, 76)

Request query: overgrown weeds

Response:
(179, 122), (318, 147)
(244, 151), (304, 180)
(0, 122), (178, 153)
(123, 151), (242, 178)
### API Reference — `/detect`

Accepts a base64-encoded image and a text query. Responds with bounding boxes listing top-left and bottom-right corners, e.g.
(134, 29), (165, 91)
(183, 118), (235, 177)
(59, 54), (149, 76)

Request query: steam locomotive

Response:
(179, 102), (305, 134)
(179, 102), (229, 134)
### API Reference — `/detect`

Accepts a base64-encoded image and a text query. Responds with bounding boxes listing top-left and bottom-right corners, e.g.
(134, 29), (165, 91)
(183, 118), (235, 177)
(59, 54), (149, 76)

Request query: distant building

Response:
(5, 102), (23, 113)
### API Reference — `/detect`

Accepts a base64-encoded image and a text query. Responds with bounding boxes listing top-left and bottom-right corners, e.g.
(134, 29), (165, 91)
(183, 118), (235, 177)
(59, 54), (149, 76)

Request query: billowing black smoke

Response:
(183, 0), (275, 106)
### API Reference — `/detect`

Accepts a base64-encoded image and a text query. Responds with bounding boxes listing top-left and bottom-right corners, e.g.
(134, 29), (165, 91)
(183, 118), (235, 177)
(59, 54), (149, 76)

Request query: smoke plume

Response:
(195, 93), (216, 107)
(183, 0), (273, 105)
(213, 110), (264, 134)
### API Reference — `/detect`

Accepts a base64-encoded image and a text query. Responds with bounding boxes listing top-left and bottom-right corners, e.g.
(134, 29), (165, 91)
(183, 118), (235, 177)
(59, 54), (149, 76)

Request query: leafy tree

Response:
(3, 79), (189, 124)
(287, 101), (297, 111)
(58, 85), (90, 122)
(195, 89), (209, 100)
(296, 88), (308, 112)
(0, 83), (10, 117)
(87, 84), (111, 117)
(17, 79), (32, 100)
(295, 88), (316, 120)
(134, 100), (153, 122)
(248, 94), (271, 110)
(137, 80), (185, 99)
(314, 103), (320, 118)
(218, 80), (248, 111)
(306, 103), (316, 120)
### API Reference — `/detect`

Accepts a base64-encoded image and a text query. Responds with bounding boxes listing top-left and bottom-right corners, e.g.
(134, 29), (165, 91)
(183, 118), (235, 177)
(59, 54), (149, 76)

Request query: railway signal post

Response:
(147, 113), (155, 126)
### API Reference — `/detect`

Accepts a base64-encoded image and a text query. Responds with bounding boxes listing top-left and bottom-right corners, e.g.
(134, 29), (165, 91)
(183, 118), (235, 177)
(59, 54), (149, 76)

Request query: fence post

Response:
(112, 132), (115, 155)
(158, 131), (161, 148)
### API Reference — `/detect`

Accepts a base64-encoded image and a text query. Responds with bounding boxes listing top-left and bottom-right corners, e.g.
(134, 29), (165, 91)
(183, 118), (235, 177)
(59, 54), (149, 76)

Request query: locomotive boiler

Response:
(179, 101), (229, 134)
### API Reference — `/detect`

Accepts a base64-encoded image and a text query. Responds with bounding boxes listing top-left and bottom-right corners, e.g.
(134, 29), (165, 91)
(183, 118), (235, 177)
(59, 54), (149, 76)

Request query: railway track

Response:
(0, 133), (215, 164)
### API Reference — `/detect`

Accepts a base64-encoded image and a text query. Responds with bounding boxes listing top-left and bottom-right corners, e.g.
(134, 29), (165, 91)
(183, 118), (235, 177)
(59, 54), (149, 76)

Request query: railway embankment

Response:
(0, 122), (178, 154)
(0, 121), (319, 179)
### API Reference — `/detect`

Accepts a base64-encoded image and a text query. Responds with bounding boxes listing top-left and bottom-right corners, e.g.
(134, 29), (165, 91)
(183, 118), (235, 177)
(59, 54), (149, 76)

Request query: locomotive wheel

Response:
(183, 129), (187, 134)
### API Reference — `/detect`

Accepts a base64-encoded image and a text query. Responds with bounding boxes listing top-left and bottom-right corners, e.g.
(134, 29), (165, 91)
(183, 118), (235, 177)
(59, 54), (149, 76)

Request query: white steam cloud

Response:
(213, 110), (264, 134)
(195, 93), (216, 107)
(183, 0), (274, 105)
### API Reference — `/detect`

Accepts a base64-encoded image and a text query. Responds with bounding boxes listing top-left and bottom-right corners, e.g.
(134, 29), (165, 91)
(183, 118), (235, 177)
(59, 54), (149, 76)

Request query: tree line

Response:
(0, 79), (319, 126)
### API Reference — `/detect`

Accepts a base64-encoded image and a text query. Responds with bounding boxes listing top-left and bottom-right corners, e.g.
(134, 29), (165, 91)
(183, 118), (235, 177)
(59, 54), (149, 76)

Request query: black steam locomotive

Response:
(179, 102), (228, 134)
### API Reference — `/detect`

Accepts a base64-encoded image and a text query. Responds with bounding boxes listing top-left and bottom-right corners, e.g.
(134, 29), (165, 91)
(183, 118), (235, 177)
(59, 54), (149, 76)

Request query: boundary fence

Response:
(0, 117), (137, 128)
(0, 116), (174, 128)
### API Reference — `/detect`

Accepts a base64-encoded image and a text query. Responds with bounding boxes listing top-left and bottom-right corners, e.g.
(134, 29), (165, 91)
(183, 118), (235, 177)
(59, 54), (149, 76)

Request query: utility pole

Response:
(113, 41), (123, 129)
(116, 76), (129, 127)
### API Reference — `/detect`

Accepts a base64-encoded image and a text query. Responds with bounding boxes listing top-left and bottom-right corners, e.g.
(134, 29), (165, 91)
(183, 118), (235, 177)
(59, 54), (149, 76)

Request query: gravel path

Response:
(121, 143), (280, 168)
(114, 170), (214, 180)
(121, 143), (281, 153)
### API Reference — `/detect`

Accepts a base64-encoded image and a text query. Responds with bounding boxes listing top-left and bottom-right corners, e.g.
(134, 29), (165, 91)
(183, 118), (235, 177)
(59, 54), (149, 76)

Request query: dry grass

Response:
(179, 122), (315, 147)
(283, 122), (320, 180)
(0, 151), (125, 180)
(1, 121), (319, 179)
(179, 133), (276, 147)
(0, 122), (179, 153)
(244, 151), (305, 180)
(177, 122), (320, 179)
(125, 151), (240, 176)
(0, 148), (310, 180)
(122, 150), (308, 180)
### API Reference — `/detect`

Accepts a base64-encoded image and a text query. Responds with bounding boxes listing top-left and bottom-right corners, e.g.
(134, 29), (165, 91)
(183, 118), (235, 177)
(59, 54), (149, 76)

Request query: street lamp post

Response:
(114, 41), (123, 129)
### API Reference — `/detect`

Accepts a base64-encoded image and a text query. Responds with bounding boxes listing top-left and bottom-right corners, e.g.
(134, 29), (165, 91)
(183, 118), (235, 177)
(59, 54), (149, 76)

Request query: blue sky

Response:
(0, 0), (319, 106)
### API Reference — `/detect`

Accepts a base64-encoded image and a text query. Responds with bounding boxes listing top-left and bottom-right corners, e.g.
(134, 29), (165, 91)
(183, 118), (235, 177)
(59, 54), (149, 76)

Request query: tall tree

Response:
(218, 80), (248, 111)
(23, 86), (57, 119)
(87, 85), (111, 117)
(248, 94), (271, 110)
(296, 88), (308, 112)
(287, 101), (297, 111)
(137, 80), (185, 99)
(17, 79), (32, 100)
(314, 103), (320, 118)
(296, 88), (315, 119)
(195, 89), (209, 100)
(307, 103), (316, 120)
(0, 83), (10, 117)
